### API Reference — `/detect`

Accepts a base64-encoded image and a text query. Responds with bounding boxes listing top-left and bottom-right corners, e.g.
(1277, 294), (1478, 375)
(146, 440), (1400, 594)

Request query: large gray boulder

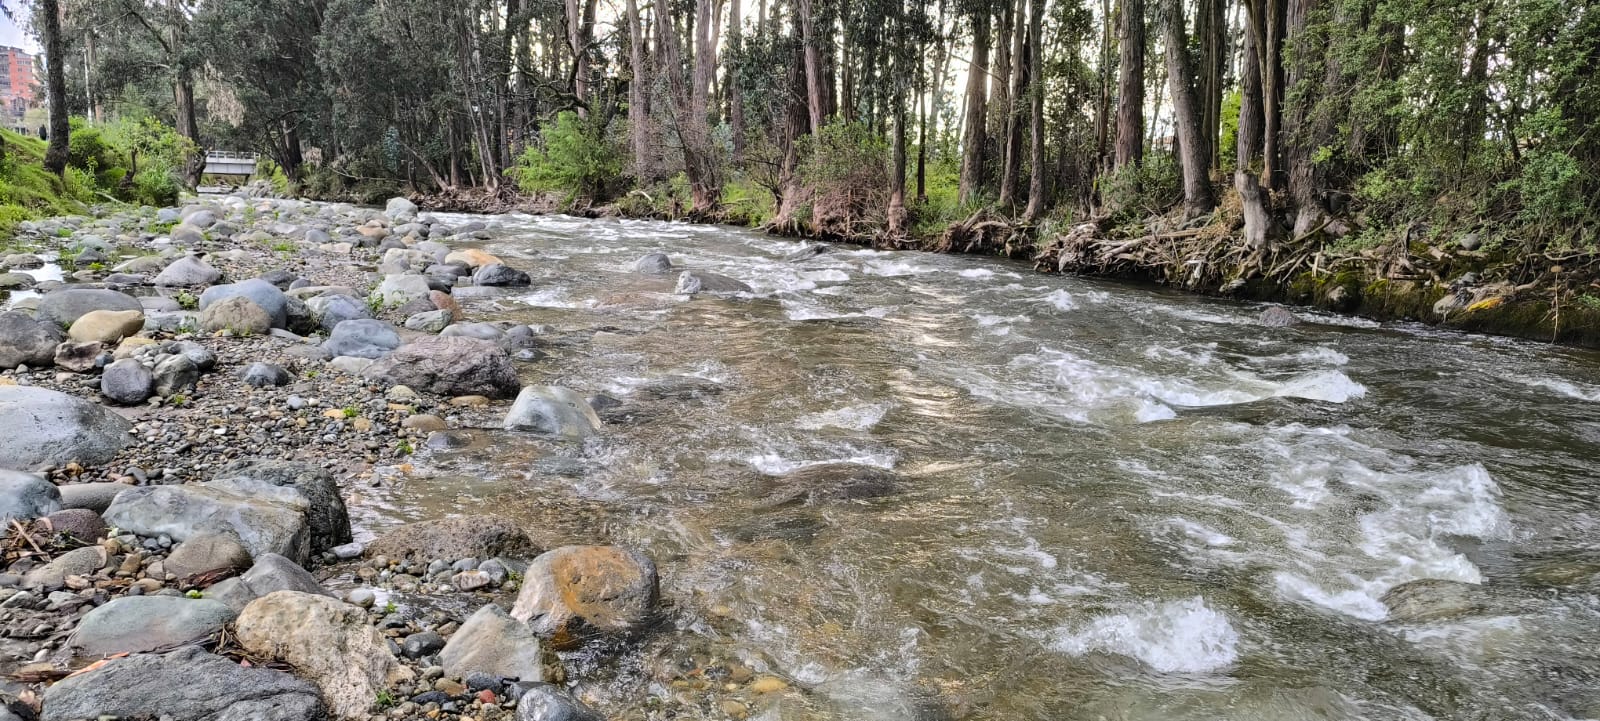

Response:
(153, 255), (223, 287)
(361, 336), (521, 399)
(634, 253), (673, 274)
(0, 385), (132, 469)
(304, 294), (370, 332)
(440, 604), (543, 682)
(371, 274), (431, 307)
(104, 460), (348, 565)
(472, 263), (531, 287)
(0, 469), (61, 522)
(0, 311), (64, 368)
(35, 288), (142, 327)
(41, 645), (326, 721)
(675, 270), (752, 295)
(200, 278), (290, 328)
(234, 591), (413, 721)
(503, 386), (602, 438)
(322, 319), (400, 359)
(384, 197), (418, 222)
(205, 553), (334, 612)
(101, 357), (155, 405)
(68, 596), (236, 657)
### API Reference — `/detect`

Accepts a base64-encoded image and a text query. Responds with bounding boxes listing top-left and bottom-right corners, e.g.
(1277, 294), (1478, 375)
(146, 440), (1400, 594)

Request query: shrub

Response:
(794, 121), (890, 237)
(511, 111), (623, 202)
(1098, 152), (1181, 222)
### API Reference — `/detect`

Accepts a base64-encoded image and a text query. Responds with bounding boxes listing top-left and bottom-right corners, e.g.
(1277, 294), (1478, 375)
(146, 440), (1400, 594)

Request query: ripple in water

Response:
(1050, 596), (1241, 673)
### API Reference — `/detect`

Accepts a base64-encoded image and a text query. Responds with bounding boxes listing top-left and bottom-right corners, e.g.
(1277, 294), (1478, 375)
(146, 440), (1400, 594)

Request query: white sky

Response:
(0, 9), (37, 53)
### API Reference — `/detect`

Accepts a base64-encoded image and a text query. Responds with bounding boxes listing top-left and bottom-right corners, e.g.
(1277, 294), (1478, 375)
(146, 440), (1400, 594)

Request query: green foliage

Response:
(1098, 153), (1181, 222)
(341, 405), (360, 418)
(175, 290), (199, 310)
(720, 177), (775, 226)
(792, 121), (891, 236)
(511, 112), (623, 201)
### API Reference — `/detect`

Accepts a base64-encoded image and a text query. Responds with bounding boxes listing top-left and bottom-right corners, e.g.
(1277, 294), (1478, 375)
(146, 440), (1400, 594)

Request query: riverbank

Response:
(410, 187), (1600, 348)
(0, 195), (787, 720)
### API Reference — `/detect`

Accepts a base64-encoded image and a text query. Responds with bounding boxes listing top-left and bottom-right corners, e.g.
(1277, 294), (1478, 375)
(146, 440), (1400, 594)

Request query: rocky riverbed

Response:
(0, 195), (791, 721)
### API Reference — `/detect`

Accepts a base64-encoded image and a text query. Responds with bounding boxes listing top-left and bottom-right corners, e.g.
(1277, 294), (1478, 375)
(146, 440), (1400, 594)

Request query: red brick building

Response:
(0, 46), (38, 119)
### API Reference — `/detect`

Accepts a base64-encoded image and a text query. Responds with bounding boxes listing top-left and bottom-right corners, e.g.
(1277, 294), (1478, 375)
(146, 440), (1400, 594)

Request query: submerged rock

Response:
(634, 252), (673, 274)
(516, 684), (603, 721)
(503, 386), (603, 438)
(365, 515), (536, 562)
(1381, 579), (1484, 623)
(675, 270), (752, 295)
(473, 263), (531, 287)
(1258, 306), (1299, 327)
(510, 545), (659, 648)
(40, 645), (326, 721)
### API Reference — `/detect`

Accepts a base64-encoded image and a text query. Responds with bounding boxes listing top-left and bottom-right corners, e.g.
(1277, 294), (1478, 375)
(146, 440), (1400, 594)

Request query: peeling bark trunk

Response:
(1114, 0), (1145, 170)
(1023, 0), (1047, 221)
(1163, 0), (1215, 217)
(958, 7), (991, 205)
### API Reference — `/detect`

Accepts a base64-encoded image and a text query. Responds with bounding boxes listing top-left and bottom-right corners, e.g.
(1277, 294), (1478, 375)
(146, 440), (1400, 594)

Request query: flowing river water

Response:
(341, 213), (1600, 721)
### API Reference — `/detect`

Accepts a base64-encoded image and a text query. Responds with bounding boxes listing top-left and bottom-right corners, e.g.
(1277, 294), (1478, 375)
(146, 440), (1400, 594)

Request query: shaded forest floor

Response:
(409, 185), (1600, 349)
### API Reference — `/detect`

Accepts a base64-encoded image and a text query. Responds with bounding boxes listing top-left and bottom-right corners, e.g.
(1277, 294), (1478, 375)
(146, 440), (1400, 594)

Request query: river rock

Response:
(372, 274), (431, 307)
(403, 308), (454, 333)
(1259, 306), (1299, 327)
(509, 545), (659, 648)
(100, 358), (153, 404)
(441, 321), (505, 340)
(362, 336), (520, 399)
(58, 482), (128, 513)
(165, 532), (254, 580)
(114, 255), (168, 274)
(515, 684), (602, 721)
(1381, 579), (1484, 623)
(52, 340), (102, 373)
(69, 596), (236, 657)
(184, 207), (219, 228)
(675, 270), (752, 295)
(67, 308), (145, 343)
(40, 645), (326, 721)
(36, 288), (142, 327)
(200, 295), (275, 334)
(151, 354), (199, 397)
(0, 311), (64, 368)
(205, 553), (333, 612)
(0, 469), (62, 522)
(441, 604), (544, 682)
(445, 248), (501, 268)
(240, 361), (293, 387)
(304, 293), (370, 332)
(384, 197), (418, 222)
(0, 385), (132, 468)
(23, 546), (106, 590)
(365, 515), (535, 562)
(634, 252), (673, 274)
(153, 255), (223, 286)
(323, 318), (401, 359)
(473, 263), (531, 287)
(235, 590), (414, 720)
(200, 278), (290, 328)
(503, 386), (602, 438)
(42, 508), (107, 542)
(214, 460), (351, 555)
(104, 461), (347, 565)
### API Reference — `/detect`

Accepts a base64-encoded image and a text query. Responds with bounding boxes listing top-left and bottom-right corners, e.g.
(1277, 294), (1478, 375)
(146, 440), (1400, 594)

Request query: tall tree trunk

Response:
(627, 0), (652, 178)
(1163, 0), (1215, 216)
(1284, 0), (1330, 236)
(1023, 0), (1047, 221)
(1095, 0), (1112, 170)
(1196, 0), (1225, 170)
(916, 34), (929, 203)
(728, 0), (746, 160)
(1114, 0), (1145, 169)
(41, 0), (68, 176)
(798, 0), (826, 134)
(957, 6), (991, 205)
(1235, 16), (1269, 249)
(658, 0), (721, 212)
(997, 0), (1028, 210)
(888, 0), (908, 235)
(1261, 0), (1284, 188)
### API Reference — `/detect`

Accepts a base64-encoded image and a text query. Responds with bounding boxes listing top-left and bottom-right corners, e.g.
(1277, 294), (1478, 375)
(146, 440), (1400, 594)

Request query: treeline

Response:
(43, 0), (1600, 252)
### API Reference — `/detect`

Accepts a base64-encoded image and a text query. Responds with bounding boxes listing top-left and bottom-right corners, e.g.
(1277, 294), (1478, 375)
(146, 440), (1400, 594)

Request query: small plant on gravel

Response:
(54, 228), (71, 238)
(383, 600), (398, 614)
(395, 439), (414, 455)
(185, 589), (202, 599)
(175, 290), (198, 309)
(304, 369), (320, 379)
(226, 325), (257, 338)
(87, 261), (105, 271)
(271, 241), (294, 253)
(169, 394), (187, 406)
(149, 220), (176, 235)
(374, 691), (396, 710)
(341, 405), (360, 418)
(365, 295), (387, 314)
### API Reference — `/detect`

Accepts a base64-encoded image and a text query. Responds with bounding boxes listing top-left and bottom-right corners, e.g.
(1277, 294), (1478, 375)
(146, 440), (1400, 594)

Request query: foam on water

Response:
(795, 403), (891, 431)
(1050, 596), (1241, 673)
(863, 259), (934, 277)
(514, 286), (595, 309)
(1502, 373), (1600, 402)
(1037, 289), (1081, 311)
(802, 269), (852, 282)
(739, 450), (900, 475)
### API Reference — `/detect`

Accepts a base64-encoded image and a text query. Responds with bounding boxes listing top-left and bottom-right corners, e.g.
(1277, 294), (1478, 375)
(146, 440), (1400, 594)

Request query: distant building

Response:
(0, 46), (39, 119)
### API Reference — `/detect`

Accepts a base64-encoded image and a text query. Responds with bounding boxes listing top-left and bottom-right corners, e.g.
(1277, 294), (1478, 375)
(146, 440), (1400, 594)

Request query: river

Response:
(349, 212), (1599, 721)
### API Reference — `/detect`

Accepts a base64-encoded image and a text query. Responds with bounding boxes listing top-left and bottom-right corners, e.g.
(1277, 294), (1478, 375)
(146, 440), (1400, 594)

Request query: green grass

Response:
(341, 405), (360, 418)
(0, 130), (94, 236)
(720, 177), (776, 226)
